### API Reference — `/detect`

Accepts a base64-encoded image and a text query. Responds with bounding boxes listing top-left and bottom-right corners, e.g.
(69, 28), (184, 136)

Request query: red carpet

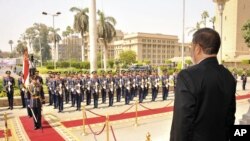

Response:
(19, 116), (64, 141)
(62, 93), (250, 128)
(236, 93), (250, 100)
(62, 106), (173, 128)
(0, 129), (11, 138)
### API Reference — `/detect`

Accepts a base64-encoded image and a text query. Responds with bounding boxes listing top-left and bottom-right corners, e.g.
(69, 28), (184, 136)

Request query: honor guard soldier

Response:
(149, 70), (160, 101)
(64, 71), (70, 104)
(107, 70), (115, 106)
(100, 71), (107, 104)
(85, 71), (92, 105)
(46, 71), (53, 105)
(137, 71), (144, 103)
(28, 77), (45, 130)
(68, 73), (75, 107)
(56, 72), (64, 112)
(18, 72), (26, 108)
(241, 71), (247, 90)
(75, 73), (82, 111)
(161, 70), (169, 101)
(124, 71), (131, 105)
(115, 70), (122, 102)
(130, 71), (137, 101)
(91, 71), (100, 108)
(3, 70), (15, 110)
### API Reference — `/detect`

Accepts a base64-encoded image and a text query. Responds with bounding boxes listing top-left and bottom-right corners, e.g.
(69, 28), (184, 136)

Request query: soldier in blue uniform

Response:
(85, 72), (92, 105)
(91, 71), (100, 108)
(56, 73), (64, 112)
(100, 71), (107, 104)
(115, 71), (122, 102)
(75, 73), (82, 111)
(3, 71), (15, 110)
(18, 72), (26, 108)
(28, 76), (45, 130)
(124, 71), (131, 105)
(137, 72), (144, 103)
(107, 71), (115, 106)
(161, 70), (169, 101)
(149, 70), (160, 101)
(46, 71), (53, 105)
(64, 71), (70, 104)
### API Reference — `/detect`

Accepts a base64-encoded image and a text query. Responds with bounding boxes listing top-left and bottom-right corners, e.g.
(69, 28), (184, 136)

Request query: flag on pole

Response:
(23, 47), (30, 87)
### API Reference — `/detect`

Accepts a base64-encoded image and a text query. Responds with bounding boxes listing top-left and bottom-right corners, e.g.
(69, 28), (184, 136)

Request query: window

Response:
(147, 54), (151, 58)
(147, 39), (151, 42)
(162, 55), (165, 58)
(153, 50), (156, 53)
(143, 55), (146, 58)
(142, 49), (146, 52)
(153, 45), (156, 48)
(142, 39), (146, 42)
(158, 40), (161, 43)
(153, 40), (156, 43)
(143, 44), (146, 47)
(158, 60), (161, 63)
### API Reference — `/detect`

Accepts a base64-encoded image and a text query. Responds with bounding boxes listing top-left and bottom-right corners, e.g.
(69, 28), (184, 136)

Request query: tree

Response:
(107, 59), (114, 68)
(188, 22), (201, 35)
(8, 40), (13, 52)
(97, 10), (116, 71)
(70, 7), (89, 62)
(15, 40), (27, 55)
(24, 27), (37, 53)
(201, 10), (209, 27)
(242, 19), (250, 47)
(210, 16), (216, 29)
(119, 50), (136, 67)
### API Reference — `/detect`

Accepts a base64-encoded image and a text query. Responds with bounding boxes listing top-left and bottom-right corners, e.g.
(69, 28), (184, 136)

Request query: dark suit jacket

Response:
(170, 57), (236, 141)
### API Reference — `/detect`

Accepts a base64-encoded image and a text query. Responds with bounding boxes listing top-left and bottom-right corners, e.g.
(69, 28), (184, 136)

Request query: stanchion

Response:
(106, 114), (110, 141)
(4, 112), (8, 141)
(145, 132), (151, 141)
(81, 105), (87, 136)
(134, 100), (139, 127)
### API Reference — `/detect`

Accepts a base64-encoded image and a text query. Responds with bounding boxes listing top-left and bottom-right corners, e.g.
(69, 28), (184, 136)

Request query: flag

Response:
(23, 47), (29, 87)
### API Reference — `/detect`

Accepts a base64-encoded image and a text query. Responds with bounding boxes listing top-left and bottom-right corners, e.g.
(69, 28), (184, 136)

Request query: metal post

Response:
(81, 105), (87, 136)
(4, 112), (8, 141)
(181, 0), (185, 69)
(134, 100), (139, 127)
(52, 15), (57, 69)
(106, 114), (110, 141)
(145, 132), (151, 141)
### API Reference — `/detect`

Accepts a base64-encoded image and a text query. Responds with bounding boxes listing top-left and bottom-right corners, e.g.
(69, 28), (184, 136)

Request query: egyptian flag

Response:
(23, 47), (30, 87)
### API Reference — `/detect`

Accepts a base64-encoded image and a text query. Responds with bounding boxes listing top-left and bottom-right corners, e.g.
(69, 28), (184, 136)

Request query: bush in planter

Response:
(81, 61), (90, 69)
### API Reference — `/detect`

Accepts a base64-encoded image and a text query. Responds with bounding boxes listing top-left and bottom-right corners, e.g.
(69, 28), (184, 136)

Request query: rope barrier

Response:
(117, 103), (135, 115)
(110, 125), (117, 141)
(139, 99), (174, 111)
(86, 109), (106, 117)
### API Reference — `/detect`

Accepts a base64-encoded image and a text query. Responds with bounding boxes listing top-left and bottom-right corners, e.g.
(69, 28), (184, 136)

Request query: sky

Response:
(0, 0), (215, 52)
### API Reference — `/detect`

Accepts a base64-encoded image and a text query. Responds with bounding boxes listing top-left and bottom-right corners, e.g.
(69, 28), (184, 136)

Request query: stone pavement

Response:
(0, 85), (249, 141)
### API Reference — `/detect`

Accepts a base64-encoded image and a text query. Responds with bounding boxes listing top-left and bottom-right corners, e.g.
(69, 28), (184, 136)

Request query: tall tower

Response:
(215, 0), (250, 60)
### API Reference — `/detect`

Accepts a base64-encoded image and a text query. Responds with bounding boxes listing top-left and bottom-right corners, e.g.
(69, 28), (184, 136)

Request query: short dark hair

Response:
(192, 28), (221, 55)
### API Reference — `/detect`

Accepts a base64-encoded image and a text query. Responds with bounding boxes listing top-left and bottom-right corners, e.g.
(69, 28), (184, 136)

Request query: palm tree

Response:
(201, 11), (209, 27)
(49, 28), (61, 61)
(8, 40), (13, 52)
(210, 16), (216, 29)
(70, 7), (89, 62)
(97, 10), (116, 71)
(188, 22), (201, 35)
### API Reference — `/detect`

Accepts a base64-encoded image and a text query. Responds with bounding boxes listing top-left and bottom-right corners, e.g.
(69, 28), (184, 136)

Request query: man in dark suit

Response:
(170, 28), (236, 141)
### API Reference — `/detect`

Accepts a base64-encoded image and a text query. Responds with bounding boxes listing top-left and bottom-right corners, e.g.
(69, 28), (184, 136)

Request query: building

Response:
(215, 0), (250, 61)
(113, 32), (191, 66)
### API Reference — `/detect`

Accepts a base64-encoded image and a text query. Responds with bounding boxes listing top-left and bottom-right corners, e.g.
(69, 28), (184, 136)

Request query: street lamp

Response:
(213, 0), (229, 64)
(42, 11), (61, 69)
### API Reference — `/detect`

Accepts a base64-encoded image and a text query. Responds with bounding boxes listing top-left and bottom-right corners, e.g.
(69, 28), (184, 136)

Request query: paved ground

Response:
(0, 79), (250, 141)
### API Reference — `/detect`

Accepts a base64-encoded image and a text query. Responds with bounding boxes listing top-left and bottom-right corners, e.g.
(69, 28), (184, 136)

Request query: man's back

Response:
(170, 57), (236, 141)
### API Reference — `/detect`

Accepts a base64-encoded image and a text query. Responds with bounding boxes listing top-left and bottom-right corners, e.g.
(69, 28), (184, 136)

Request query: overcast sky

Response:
(0, 0), (215, 52)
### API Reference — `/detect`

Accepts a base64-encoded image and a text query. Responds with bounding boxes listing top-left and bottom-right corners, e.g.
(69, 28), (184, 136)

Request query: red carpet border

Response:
(19, 116), (64, 141)
(62, 93), (250, 128)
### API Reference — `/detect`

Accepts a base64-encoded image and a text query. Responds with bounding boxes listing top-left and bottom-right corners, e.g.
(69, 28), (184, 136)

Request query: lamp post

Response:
(181, 0), (185, 69)
(213, 0), (229, 64)
(89, 0), (98, 74)
(99, 38), (104, 69)
(42, 11), (61, 69)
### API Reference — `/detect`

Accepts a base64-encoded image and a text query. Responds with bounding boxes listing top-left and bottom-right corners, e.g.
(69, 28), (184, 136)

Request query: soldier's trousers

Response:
(108, 91), (114, 106)
(138, 87), (144, 103)
(48, 90), (53, 105)
(143, 88), (147, 99)
(65, 90), (69, 103)
(125, 89), (130, 105)
(7, 91), (14, 109)
(130, 87), (135, 101)
(243, 81), (246, 90)
(71, 92), (76, 107)
(93, 93), (99, 108)
(86, 90), (91, 105)
(53, 94), (58, 108)
(162, 87), (169, 100)
(20, 90), (26, 108)
(58, 95), (64, 112)
(76, 93), (81, 110)
(152, 87), (158, 101)
(101, 89), (106, 103)
(116, 88), (121, 102)
(81, 89), (84, 102)
(32, 107), (42, 128)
